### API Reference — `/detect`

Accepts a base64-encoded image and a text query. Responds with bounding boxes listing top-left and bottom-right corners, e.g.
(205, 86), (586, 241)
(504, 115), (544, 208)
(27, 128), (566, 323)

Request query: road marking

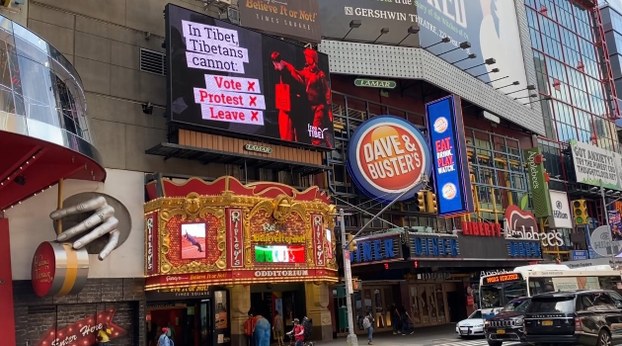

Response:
(424, 339), (523, 346)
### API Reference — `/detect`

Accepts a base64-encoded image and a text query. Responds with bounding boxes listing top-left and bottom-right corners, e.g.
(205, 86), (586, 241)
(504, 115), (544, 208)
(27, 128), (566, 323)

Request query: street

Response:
(313, 324), (524, 346)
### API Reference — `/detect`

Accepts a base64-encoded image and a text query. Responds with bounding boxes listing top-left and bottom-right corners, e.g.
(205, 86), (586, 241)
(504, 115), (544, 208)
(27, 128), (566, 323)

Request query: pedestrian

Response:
(272, 310), (284, 346)
(363, 311), (374, 345)
(96, 323), (112, 345)
(253, 313), (271, 346)
(286, 318), (305, 346)
(401, 309), (414, 335)
(244, 312), (257, 346)
(391, 305), (401, 335)
(157, 327), (174, 346)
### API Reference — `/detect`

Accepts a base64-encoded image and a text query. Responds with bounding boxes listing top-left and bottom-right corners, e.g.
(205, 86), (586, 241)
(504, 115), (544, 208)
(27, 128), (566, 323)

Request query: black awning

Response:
(146, 142), (331, 175)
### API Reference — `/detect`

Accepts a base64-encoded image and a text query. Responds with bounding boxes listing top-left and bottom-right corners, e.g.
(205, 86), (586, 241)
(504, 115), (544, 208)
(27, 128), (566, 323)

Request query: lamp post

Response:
(339, 208), (358, 346)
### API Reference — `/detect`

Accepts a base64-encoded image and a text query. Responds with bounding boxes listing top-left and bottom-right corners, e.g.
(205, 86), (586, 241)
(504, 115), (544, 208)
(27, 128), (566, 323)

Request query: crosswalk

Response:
(424, 339), (524, 346)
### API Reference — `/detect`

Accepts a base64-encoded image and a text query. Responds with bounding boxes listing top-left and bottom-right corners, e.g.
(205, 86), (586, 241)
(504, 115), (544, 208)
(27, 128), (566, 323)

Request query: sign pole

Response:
(339, 208), (359, 346)
(601, 181), (617, 265)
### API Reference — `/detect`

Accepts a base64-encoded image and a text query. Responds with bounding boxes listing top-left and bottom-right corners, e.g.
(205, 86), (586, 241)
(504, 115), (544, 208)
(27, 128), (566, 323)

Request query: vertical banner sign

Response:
(425, 95), (473, 216)
(228, 208), (244, 268)
(608, 210), (622, 242)
(145, 212), (158, 275)
(524, 148), (552, 218)
(239, 0), (321, 43)
(312, 214), (325, 266)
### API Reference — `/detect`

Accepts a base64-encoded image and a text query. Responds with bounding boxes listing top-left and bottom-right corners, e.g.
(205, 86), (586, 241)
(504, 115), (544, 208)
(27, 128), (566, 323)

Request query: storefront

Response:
(144, 176), (338, 345)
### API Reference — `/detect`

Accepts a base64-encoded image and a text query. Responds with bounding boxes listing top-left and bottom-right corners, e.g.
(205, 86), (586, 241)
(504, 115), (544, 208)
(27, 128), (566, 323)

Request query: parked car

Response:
(524, 289), (622, 346)
(484, 296), (530, 346)
(456, 308), (501, 338)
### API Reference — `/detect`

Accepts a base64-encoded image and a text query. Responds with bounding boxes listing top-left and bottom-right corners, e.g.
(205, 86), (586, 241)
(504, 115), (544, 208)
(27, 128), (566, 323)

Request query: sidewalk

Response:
(312, 324), (457, 346)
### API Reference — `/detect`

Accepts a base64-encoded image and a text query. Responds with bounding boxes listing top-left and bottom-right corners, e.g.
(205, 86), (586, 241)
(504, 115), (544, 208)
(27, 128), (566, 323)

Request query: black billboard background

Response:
(239, 0), (321, 43)
(165, 4), (334, 149)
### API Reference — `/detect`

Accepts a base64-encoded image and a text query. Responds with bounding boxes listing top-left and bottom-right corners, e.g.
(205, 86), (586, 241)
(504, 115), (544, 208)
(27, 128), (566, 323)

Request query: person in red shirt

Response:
(286, 318), (304, 346)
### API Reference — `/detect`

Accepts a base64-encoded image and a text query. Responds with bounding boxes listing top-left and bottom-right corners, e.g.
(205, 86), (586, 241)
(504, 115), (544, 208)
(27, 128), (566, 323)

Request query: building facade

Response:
(2, 0), (620, 345)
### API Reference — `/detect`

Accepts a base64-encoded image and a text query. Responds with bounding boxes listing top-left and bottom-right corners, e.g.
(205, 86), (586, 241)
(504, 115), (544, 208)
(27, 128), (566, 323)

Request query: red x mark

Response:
(247, 81), (256, 92)
(249, 96), (257, 107)
(251, 111), (259, 121)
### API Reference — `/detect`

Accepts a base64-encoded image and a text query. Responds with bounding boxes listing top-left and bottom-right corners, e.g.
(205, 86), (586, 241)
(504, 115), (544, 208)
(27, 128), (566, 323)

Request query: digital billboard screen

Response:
(165, 4), (334, 149)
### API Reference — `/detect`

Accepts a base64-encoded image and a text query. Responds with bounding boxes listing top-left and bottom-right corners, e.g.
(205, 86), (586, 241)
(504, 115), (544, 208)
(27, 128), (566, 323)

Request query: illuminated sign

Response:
(254, 245), (305, 263)
(483, 273), (522, 285)
(239, 0), (321, 42)
(145, 212), (158, 275)
(244, 143), (272, 154)
(346, 115), (431, 202)
(36, 309), (126, 346)
(507, 240), (542, 258)
(351, 236), (402, 264)
(166, 4), (334, 149)
(425, 95), (473, 216)
(354, 78), (397, 89)
(410, 235), (459, 258)
(462, 221), (501, 237)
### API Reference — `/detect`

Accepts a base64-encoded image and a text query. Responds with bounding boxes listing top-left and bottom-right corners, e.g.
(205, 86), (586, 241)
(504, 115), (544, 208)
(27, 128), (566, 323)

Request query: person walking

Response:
(286, 318), (305, 346)
(362, 311), (374, 345)
(157, 327), (174, 346)
(272, 310), (284, 346)
(391, 305), (401, 335)
(244, 312), (257, 346)
(253, 313), (271, 346)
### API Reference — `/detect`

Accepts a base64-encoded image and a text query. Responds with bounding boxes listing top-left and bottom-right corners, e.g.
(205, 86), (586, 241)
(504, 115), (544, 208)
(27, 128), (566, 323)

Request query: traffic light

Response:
(416, 191), (426, 212)
(346, 233), (357, 252)
(572, 199), (588, 225)
(425, 191), (438, 214)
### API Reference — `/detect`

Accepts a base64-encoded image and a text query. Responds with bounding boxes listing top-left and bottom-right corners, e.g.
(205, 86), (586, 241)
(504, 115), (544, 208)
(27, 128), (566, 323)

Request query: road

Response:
(312, 324), (525, 346)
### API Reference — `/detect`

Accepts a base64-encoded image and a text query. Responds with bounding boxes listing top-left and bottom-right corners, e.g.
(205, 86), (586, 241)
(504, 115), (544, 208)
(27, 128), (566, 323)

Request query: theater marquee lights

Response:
(144, 176), (338, 290)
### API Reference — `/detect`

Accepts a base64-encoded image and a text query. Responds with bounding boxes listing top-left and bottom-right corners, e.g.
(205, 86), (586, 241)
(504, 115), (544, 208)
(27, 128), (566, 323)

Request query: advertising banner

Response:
(549, 190), (572, 229)
(239, 0), (321, 42)
(609, 210), (622, 241)
(346, 115), (431, 202)
(525, 148), (552, 218)
(570, 140), (622, 190)
(318, 0), (528, 94)
(425, 95), (473, 216)
(165, 4), (334, 149)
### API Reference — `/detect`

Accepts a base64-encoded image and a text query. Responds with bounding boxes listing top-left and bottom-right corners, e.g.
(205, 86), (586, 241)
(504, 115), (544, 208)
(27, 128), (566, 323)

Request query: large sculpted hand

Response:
(50, 195), (120, 260)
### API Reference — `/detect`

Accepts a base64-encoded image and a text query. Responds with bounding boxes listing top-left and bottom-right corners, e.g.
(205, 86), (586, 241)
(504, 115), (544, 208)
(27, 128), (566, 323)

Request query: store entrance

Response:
(250, 284), (306, 332)
(147, 300), (212, 346)
(146, 289), (230, 346)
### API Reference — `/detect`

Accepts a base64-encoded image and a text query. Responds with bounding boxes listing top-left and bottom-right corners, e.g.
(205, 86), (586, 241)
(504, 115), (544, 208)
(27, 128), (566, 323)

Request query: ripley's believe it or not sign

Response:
(346, 115), (431, 202)
(144, 176), (337, 291)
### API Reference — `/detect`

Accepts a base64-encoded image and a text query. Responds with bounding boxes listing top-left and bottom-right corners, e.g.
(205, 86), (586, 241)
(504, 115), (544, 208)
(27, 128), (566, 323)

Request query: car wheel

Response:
(597, 329), (612, 346)
(487, 341), (502, 346)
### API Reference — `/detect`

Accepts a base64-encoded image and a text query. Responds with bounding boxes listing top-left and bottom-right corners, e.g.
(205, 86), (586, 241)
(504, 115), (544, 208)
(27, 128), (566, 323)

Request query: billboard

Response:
(346, 115), (431, 202)
(239, 0), (321, 43)
(425, 96), (473, 216)
(165, 4), (334, 149)
(318, 0), (528, 96)
(570, 140), (622, 190)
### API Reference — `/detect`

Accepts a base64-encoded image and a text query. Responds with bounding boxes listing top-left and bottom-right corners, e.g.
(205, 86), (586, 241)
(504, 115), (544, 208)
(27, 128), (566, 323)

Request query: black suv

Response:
(485, 296), (530, 346)
(524, 290), (622, 346)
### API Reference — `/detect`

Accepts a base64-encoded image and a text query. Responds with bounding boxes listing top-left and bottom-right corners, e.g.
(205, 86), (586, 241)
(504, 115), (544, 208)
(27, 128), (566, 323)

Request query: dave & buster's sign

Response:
(425, 96), (473, 216)
(346, 116), (431, 202)
(165, 4), (334, 149)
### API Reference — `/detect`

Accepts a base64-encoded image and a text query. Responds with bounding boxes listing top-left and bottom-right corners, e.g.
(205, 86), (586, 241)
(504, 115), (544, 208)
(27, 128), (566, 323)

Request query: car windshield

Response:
(503, 299), (530, 313)
(469, 310), (482, 319)
(527, 297), (574, 314)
